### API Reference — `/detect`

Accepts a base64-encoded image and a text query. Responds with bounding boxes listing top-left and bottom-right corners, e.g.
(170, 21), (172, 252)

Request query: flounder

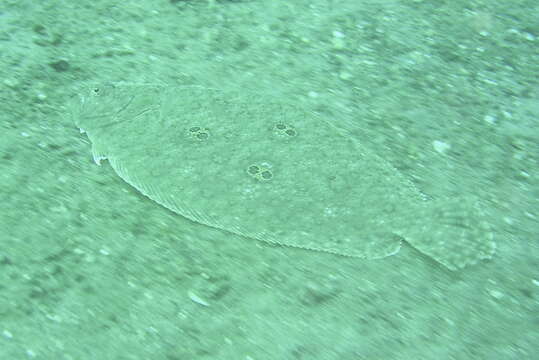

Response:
(70, 83), (495, 270)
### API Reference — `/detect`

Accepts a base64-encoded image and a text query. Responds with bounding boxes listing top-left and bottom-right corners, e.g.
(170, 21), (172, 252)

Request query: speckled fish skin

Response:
(70, 83), (495, 270)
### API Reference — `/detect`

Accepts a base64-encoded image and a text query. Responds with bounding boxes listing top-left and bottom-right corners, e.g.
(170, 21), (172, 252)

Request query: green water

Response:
(1, 0), (537, 359)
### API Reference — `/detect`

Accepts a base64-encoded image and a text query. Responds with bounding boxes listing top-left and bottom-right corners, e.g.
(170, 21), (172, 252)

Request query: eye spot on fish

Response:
(273, 123), (297, 138)
(187, 126), (211, 141)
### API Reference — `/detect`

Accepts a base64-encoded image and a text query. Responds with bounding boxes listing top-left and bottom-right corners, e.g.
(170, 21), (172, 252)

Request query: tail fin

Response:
(395, 196), (496, 270)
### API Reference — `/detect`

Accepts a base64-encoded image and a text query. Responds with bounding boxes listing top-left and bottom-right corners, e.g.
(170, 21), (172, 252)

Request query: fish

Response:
(69, 83), (495, 270)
